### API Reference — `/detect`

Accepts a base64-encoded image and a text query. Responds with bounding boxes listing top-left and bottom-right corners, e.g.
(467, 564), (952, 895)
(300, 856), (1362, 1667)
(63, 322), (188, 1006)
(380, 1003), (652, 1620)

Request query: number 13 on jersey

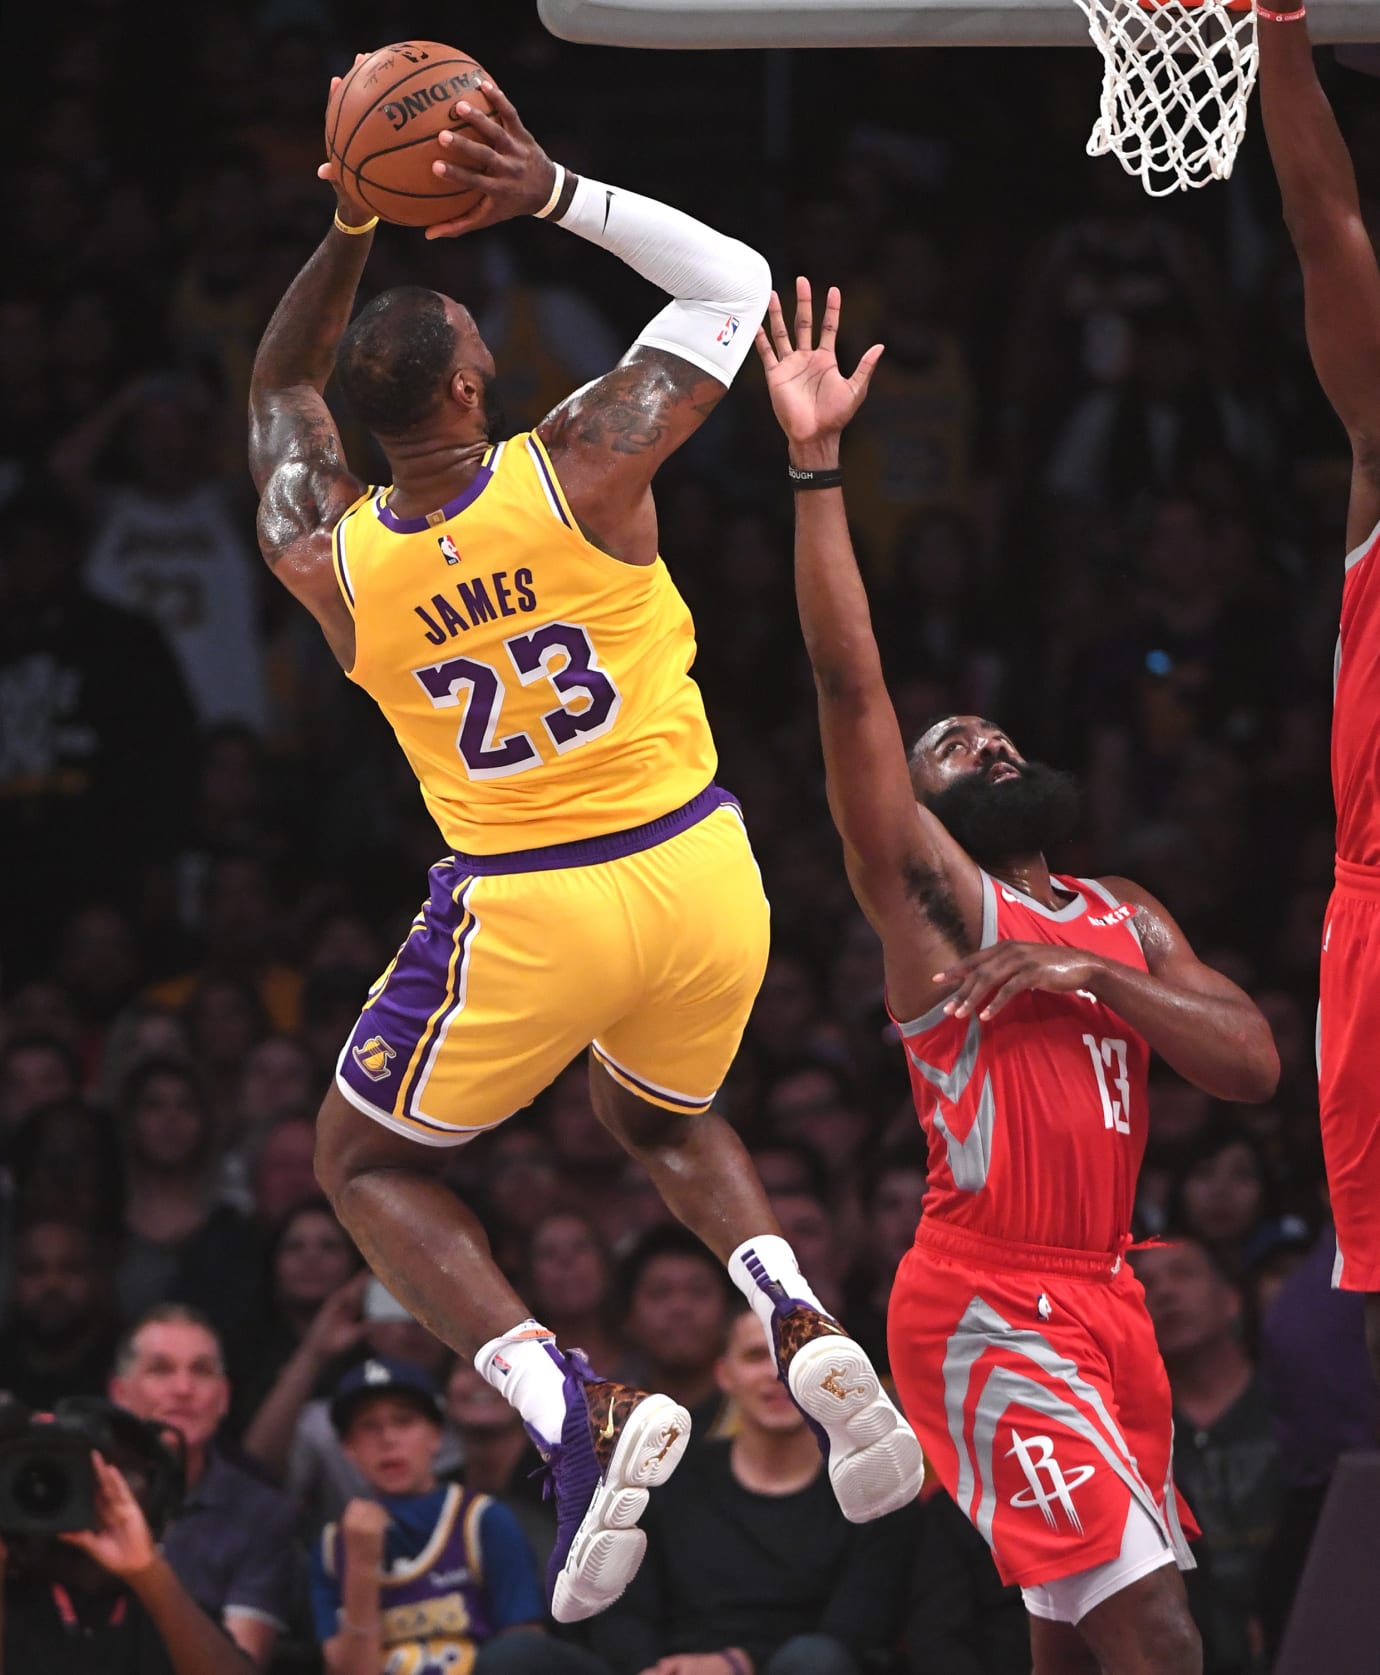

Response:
(1082, 1034), (1132, 1133)
(414, 621), (622, 781)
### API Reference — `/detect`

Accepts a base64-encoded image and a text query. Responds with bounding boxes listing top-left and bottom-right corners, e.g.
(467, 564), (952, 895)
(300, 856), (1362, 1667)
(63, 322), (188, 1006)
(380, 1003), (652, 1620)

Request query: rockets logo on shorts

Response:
(716, 315), (741, 345)
(352, 1035), (397, 1081)
(1007, 1432), (1095, 1530)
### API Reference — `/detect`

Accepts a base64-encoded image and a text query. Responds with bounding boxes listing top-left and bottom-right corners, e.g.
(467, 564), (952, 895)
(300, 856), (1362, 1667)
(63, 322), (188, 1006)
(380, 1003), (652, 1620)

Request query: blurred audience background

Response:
(2, 5), (1375, 1672)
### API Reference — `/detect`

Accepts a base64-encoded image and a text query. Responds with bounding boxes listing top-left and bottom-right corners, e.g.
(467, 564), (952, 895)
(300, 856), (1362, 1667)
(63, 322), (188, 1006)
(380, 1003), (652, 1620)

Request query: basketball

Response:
(326, 41), (493, 228)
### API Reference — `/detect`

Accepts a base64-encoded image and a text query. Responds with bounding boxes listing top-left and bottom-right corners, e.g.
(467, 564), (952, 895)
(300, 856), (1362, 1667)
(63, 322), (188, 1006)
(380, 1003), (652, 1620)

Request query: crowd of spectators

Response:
(3, 3), (1378, 1672)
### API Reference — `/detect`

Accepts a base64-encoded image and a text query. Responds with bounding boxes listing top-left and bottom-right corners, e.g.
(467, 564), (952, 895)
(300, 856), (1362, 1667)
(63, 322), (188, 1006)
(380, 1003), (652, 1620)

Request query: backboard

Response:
(538, 0), (1380, 48)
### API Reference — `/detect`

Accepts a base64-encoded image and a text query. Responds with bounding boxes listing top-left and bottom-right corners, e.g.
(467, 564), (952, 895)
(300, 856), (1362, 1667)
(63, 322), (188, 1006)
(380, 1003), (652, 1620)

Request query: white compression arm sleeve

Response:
(550, 173), (771, 386)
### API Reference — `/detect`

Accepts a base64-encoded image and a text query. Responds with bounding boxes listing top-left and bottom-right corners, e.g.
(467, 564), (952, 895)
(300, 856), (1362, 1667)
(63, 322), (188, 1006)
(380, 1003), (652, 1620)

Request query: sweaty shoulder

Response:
(1093, 875), (1179, 955)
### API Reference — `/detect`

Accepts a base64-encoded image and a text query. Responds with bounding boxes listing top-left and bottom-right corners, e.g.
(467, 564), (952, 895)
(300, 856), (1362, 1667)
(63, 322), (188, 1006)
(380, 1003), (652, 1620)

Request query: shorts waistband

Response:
(1335, 856), (1380, 897)
(447, 784), (738, 876)
(914, 1218), (1130, 1280)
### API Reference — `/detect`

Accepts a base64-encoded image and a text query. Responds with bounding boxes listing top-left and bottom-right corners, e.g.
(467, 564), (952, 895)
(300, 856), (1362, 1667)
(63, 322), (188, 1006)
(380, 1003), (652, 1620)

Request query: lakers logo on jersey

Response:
(352, 1036), (397, 1081)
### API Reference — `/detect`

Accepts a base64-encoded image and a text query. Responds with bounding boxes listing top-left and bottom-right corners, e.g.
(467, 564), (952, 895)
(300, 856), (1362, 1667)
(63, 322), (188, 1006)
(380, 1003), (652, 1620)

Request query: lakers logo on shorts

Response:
(353, 1035), (397, 1082)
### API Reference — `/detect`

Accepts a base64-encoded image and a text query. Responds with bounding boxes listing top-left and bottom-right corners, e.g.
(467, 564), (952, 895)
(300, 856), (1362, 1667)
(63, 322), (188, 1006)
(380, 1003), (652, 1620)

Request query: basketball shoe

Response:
(770, 1293), (925, 1521)
(537, 1346), (691, 1623)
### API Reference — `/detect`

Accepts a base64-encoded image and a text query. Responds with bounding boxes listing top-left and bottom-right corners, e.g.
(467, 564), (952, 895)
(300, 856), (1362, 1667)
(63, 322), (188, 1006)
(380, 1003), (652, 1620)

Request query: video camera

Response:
(0, 1394), (184, 1537)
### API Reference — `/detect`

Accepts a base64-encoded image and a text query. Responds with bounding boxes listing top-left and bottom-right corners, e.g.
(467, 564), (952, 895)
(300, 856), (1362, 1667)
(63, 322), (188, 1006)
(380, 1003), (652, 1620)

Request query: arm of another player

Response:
(757, 279), (984, 1009)
(1258, 14), (1380, 547)
(428, 82), (770, 561)
(934, 879), (1279, 1103)
(248, 69), (372, 665)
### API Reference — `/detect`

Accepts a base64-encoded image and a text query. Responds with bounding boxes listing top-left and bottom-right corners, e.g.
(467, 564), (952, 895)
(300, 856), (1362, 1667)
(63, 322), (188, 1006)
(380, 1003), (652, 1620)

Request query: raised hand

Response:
(426, 79), (558, 240)
(302, 1268), (371, 1364)
(340, 1496), (391, 1555)
(755, 276), (883, 456)
(60, 1453), (158, 1580)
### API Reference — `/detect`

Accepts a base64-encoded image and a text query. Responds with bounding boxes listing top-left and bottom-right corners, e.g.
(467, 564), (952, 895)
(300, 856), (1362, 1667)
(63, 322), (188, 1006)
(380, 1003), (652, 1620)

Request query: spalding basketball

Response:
(326, 42), (493, 228)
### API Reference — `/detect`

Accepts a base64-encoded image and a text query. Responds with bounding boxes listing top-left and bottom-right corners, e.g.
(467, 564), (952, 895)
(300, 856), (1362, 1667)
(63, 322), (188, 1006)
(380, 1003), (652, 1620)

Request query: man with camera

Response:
(110, 1304), (298, 1667)
(0, 1397), (256, 1674)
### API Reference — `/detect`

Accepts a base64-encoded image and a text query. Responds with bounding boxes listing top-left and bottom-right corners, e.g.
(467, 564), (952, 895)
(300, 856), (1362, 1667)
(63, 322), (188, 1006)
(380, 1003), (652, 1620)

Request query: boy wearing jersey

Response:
(756, 282), (1279, 1675)
(1259, 15), (1380, 1378)
(249, 74), (921, 1626)
(311, 1356), (575, 1675)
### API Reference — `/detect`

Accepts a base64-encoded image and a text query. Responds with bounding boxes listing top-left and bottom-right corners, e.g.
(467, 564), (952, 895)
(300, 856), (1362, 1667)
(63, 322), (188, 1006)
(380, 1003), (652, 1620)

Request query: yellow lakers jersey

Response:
(332, 432), (717, 853)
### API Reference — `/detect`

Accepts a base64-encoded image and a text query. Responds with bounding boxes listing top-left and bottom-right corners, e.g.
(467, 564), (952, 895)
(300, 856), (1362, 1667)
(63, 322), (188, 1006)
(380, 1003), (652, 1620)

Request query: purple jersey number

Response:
(506, 622), (621, 751)
(414, 623), (621, 780)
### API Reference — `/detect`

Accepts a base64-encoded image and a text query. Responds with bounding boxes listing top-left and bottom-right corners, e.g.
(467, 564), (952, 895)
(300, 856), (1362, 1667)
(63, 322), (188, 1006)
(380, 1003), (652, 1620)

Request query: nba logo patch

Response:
(437, 533), (461, 565)
(716, 314), (740, 345)
(352, 1035), (397, 1081)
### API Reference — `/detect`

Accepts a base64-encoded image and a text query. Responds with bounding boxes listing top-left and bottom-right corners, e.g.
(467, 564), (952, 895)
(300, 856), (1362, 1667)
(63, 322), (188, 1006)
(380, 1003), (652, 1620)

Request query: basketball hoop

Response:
(1072, 0), (1259, 195)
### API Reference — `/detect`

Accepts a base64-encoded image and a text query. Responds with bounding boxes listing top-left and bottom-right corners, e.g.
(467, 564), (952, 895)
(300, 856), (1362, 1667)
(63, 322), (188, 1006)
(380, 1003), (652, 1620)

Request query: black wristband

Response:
(787, 465), (843, 491)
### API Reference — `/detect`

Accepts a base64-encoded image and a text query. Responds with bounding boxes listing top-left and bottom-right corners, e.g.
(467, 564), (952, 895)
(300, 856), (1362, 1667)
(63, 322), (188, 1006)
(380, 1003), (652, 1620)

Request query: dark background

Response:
(1, 3), (1377, 1671)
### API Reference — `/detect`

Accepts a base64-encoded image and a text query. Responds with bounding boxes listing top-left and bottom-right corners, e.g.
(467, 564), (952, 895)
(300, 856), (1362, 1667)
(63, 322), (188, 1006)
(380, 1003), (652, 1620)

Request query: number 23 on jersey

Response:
(414, 620), (622, 781)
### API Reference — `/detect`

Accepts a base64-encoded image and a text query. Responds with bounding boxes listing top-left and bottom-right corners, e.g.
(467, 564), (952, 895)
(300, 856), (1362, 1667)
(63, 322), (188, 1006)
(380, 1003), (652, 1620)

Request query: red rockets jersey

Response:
(891, 871), (1151, 1255)
(1335, 516), (1380, 868)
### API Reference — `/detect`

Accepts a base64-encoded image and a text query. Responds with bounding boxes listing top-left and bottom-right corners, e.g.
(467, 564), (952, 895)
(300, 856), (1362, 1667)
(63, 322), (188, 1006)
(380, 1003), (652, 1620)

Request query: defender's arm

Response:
(1259, 16), (1380, 545)
(760, 282), (984, 1011)
(936, 879), (1279, 1102)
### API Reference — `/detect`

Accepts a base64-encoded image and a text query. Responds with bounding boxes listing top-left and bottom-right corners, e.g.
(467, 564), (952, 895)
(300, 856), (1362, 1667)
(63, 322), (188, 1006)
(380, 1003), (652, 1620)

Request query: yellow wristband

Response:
(334, 210), (379, 235)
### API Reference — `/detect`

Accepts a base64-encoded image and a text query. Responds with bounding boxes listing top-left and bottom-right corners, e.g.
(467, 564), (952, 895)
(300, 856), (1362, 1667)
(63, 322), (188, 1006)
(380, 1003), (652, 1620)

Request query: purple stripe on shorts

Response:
(375, 468), (494, 534)
(396, 883), (478, 1117)
(451, 785), (738, 876)
(592, 1044), (715, 1111)
(526, 438), (573, 528)
(338, 876), (477, 1124)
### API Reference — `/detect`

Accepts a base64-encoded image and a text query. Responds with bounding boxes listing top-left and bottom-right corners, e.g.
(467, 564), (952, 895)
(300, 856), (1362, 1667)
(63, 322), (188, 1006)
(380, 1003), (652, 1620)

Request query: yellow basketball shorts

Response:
(335, 786), (770, 1145)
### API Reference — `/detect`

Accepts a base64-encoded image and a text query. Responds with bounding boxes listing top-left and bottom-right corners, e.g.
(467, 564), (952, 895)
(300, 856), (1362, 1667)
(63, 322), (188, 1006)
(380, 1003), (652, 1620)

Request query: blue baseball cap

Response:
(329, 1357), (443, 1435)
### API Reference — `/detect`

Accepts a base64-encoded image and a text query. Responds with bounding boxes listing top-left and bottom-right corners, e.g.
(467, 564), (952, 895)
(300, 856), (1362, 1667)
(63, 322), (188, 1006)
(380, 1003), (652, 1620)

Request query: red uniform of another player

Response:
(886, 871), (1198, 1608)
(759, 278), (1277, 1669)
(1319, 517), (1380, 1290)
(1261, 21), (1380, 1319)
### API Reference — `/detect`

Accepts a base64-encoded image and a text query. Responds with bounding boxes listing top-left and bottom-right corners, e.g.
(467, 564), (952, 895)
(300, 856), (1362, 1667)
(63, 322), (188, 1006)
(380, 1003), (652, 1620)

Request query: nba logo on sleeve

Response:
(716, 315), (741, 345)
(437, 534), (462, 565)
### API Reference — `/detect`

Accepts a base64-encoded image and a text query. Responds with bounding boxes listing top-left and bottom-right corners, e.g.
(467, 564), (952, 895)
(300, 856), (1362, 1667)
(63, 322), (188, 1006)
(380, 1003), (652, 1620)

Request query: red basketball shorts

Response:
(1319, 859), (1380, 1292)
(887, 1221), (1198, 1590)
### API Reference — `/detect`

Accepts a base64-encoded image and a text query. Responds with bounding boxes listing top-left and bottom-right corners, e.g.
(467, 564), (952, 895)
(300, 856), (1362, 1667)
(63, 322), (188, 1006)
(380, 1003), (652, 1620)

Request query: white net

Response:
(1071, 0), (1259, 195)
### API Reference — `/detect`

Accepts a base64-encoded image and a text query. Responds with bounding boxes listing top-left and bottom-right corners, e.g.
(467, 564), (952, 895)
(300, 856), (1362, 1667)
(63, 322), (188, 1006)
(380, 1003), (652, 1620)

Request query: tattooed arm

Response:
(248, 148), (370, 666)
(536, 349), (726, 566)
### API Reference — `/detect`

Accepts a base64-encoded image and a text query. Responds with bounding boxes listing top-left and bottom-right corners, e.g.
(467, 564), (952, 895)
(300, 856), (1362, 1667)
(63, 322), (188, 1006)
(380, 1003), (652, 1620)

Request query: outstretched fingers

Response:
(794, 274), (814, 351)
(765, 290), (791, 359)
(849, 342), (886, 397)
(819, 285), (841, 352)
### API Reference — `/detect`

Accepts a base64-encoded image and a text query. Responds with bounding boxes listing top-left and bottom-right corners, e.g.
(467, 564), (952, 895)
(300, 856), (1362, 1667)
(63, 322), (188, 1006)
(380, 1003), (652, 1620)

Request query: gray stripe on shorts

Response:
(942, 1295), (1168, 1548)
